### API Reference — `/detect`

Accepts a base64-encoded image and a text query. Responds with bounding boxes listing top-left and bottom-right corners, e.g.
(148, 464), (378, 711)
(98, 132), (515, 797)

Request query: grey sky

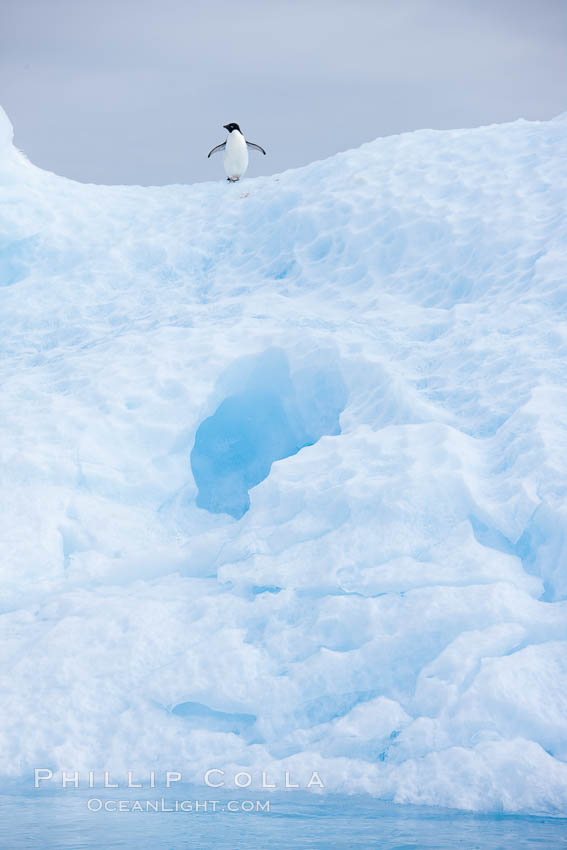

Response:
(1, 0), (565, 185)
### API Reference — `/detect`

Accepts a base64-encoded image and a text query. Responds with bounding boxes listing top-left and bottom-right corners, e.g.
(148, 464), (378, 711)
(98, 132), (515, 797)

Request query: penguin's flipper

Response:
(207, 142), (226, 158)
(246, 141), (266, 155)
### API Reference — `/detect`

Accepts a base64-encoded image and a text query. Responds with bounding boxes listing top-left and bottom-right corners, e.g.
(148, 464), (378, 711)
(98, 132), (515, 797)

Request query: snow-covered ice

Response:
(1, 104), (567, 814)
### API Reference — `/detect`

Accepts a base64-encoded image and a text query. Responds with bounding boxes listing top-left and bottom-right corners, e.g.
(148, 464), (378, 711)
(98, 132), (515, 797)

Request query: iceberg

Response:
(1, 103), (566, 814)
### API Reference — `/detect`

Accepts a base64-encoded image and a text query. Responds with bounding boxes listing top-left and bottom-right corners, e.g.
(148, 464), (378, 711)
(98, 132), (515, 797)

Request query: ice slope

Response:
(1, 104), (567, 814)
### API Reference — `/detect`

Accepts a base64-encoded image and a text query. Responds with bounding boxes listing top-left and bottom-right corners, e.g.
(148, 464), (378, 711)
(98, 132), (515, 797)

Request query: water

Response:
(1, 789), (565, 849)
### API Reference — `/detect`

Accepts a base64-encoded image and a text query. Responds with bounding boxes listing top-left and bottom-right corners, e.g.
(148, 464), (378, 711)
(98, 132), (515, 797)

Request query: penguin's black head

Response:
(223, 123), (241, 133)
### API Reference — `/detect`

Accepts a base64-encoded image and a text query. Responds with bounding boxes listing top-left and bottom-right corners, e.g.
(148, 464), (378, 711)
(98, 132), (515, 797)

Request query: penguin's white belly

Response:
(223, 132), (249, 179)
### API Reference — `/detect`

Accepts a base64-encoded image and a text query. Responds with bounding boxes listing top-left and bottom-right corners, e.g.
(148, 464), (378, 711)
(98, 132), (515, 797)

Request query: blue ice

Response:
(191, 349), (346, 518)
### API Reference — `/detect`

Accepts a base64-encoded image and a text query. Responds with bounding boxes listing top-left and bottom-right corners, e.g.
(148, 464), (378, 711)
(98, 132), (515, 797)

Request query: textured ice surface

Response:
(1, 104), (567, 813)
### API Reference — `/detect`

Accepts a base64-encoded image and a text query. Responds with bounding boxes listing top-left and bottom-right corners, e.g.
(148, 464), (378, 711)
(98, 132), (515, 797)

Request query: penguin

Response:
(207, 123), (266, 182)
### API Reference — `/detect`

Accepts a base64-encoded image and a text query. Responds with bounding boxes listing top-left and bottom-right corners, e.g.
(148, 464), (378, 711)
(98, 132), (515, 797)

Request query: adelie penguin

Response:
(207, 123), (266, 182)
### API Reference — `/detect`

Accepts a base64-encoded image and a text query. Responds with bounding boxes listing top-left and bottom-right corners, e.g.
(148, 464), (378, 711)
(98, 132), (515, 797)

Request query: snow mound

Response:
(1, 106), (567, 814)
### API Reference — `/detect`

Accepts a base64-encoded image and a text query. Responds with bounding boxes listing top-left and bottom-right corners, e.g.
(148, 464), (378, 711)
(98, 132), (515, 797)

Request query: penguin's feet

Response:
(227, 176), (240, 182)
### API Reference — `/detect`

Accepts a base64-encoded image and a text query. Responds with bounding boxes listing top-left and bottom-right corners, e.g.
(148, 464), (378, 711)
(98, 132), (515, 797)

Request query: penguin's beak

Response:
(223, 124), (230, 131)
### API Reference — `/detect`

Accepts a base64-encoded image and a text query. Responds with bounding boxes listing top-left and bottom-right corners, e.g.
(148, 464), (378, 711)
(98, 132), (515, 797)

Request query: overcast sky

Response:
(1, 0), (565, 185)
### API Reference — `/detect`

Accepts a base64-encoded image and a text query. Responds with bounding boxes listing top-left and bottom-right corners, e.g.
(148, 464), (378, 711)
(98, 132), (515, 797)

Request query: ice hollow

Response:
(190, 349), (347, 518)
